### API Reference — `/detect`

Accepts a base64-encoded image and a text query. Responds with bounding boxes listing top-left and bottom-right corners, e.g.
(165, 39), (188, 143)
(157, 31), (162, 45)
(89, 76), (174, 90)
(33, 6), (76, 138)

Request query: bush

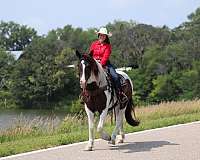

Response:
(0, 91), (17, 109)
(67, 99), (85, 114)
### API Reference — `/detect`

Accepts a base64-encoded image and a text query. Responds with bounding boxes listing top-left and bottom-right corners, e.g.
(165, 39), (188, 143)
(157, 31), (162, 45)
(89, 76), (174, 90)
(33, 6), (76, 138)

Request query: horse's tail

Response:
(125, 98), (140, 126)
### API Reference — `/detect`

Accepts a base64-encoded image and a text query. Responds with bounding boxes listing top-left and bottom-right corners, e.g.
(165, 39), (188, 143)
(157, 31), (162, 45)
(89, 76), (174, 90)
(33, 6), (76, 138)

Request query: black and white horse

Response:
(76, 51), (139, 151)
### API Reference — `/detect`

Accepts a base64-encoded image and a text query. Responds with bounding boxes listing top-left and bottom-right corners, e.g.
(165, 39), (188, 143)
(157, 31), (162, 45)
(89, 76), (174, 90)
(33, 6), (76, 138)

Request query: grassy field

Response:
(0, 99), (200, 157)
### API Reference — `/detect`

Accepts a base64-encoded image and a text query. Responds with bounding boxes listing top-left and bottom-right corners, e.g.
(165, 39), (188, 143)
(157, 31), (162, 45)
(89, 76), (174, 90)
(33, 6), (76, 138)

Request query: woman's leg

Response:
(107, 64), (128, 104)
(107, 64), (121, 90)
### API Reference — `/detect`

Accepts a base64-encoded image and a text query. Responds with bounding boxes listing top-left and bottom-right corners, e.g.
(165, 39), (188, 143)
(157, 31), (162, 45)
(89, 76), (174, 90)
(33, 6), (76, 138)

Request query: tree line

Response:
(0, 7), (200, 110)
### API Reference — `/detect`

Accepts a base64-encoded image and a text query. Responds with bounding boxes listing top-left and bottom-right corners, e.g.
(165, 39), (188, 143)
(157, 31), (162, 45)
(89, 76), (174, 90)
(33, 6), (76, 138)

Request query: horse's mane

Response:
(82, 54), (99, 78)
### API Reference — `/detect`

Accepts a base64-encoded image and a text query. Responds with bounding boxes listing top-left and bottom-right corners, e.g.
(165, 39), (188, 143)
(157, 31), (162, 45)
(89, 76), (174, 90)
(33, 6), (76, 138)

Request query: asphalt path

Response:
(1, 121), (200, 160)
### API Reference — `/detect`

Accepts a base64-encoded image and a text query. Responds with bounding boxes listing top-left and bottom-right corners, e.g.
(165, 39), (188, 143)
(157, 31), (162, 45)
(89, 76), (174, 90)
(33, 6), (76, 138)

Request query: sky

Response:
(0, 0), (200, 35)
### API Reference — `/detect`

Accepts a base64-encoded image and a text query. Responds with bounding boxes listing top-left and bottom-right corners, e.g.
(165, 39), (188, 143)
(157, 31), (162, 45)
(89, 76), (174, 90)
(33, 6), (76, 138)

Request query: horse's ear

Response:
(75, 50), (82, 59)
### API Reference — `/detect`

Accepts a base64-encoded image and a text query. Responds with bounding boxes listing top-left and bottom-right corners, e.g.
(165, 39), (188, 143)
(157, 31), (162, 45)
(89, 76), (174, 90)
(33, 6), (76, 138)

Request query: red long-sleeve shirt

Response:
(89, 40), (112, 66)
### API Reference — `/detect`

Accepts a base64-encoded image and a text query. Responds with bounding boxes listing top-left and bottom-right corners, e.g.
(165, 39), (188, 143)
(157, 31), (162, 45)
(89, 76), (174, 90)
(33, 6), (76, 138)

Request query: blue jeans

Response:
(107, 64), (121, 90)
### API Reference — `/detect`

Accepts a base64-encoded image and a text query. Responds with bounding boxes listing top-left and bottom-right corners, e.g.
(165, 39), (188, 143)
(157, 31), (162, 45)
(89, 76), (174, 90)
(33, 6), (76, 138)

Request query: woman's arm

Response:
(101, 45), (111, 66)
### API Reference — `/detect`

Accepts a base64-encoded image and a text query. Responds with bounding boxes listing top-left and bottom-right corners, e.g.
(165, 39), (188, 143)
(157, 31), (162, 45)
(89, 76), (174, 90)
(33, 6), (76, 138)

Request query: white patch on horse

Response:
(80, 60), (86, 88)
(87, 69), (97, 84)
(95, 60), (118, 108)
(85, 104), (94, 150)
(94, 60), (107, 87)
(95, 60), (118, 109)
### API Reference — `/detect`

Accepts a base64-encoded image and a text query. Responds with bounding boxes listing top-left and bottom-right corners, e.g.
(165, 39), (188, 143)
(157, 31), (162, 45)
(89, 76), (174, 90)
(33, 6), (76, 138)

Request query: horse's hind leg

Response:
(85, 105), (94, 151)
(118, 108), (125, 143)
(110, 106), (124, 145)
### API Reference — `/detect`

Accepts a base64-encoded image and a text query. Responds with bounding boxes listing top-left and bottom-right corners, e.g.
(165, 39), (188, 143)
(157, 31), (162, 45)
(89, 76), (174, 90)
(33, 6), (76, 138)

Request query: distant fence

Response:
(67, 64), (132, 71)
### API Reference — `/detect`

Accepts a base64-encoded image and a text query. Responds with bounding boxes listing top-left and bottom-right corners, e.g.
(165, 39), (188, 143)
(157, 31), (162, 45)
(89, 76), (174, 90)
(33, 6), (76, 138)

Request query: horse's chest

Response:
(86, 91), (107, 114)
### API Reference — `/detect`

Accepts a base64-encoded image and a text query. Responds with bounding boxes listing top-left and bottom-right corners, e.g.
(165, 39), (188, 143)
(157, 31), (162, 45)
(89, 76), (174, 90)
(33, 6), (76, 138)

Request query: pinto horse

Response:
(76, 51), (139, 151)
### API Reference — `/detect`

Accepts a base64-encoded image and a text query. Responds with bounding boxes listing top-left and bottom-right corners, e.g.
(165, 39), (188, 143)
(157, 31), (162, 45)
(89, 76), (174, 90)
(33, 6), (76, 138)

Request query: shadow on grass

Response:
(109, 141), (179, 153)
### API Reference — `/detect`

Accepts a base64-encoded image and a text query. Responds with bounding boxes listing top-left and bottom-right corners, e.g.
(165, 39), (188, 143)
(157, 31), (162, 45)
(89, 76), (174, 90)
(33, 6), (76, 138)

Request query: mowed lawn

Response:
(0, 99), (200, 157)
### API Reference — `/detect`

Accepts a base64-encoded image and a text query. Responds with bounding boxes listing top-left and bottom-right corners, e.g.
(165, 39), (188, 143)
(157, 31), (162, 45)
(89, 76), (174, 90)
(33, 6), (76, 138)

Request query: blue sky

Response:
(0, 0), (200, 35)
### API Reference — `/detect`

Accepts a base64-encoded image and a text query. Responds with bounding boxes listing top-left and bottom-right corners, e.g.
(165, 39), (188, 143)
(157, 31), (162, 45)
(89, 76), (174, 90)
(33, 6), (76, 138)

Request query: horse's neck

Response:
(95, 61), (108, 87)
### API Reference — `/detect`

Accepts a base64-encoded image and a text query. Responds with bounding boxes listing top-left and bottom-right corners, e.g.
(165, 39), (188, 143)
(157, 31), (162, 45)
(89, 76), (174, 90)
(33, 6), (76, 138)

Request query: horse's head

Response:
(76, 50), (99, 89)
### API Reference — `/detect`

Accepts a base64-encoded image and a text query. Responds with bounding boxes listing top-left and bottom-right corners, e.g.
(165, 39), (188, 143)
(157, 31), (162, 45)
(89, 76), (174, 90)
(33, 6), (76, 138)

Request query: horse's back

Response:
(116, 70), (129, 80)
(116, 70), (133, 93)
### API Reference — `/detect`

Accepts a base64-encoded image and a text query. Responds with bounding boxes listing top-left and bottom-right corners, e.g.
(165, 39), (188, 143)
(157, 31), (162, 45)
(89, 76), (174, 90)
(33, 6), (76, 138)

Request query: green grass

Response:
(0, 99), (200, 157)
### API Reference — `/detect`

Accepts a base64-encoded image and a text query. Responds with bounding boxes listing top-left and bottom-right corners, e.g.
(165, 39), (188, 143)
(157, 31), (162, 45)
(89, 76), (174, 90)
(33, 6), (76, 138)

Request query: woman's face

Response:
(98, 34), (107, 43)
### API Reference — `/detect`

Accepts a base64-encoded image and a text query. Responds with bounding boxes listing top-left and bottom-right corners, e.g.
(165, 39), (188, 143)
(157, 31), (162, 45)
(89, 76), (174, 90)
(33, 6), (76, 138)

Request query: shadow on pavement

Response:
(109, 141), (179, 153)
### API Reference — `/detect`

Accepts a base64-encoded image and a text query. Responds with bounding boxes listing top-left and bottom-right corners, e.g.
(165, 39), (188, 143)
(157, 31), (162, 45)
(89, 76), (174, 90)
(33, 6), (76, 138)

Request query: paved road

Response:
(1, 121), (200, 160)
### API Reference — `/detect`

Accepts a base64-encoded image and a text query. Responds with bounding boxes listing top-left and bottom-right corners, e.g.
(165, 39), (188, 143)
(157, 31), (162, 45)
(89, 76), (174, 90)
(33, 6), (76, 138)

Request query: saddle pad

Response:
(118, 73), (127, 85)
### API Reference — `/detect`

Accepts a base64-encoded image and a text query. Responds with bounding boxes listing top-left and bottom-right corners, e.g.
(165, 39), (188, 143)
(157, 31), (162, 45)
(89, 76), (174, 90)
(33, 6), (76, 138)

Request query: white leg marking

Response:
(85, 105), (94, 151)
(118, 108), (125, 143)
(97, 108), (111, 141)
(97, 108), (108, 132)
(96, 90), (112, 141)
(110, 106), (124, 145)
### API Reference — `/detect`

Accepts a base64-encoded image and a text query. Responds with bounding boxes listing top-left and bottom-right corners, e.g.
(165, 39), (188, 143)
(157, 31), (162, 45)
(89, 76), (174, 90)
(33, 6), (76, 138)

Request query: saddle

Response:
(105, 70), (129, 106)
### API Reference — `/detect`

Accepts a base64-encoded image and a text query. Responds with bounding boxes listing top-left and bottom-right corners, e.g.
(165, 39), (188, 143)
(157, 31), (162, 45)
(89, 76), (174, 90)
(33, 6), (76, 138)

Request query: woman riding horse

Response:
(89, 27), (127, 104)
(76, 28), (140, 150)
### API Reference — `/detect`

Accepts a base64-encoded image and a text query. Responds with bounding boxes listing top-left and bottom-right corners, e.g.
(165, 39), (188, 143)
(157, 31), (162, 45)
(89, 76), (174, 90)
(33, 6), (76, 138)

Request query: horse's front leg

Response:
(85, 105), (94, 151)
(97, 108), (111, 141)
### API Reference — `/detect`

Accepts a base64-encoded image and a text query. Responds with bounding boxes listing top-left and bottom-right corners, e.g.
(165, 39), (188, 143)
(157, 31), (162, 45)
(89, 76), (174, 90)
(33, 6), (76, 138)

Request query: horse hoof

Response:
(108, 139), (116, 145)
(101, 133), (111, 141)
(117, 139), (124, 143)
(84, 146), (93, 151)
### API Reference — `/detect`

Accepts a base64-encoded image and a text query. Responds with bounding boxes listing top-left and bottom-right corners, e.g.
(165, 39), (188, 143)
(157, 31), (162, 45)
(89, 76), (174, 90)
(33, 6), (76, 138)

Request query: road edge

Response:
(1, 120), (200, 160)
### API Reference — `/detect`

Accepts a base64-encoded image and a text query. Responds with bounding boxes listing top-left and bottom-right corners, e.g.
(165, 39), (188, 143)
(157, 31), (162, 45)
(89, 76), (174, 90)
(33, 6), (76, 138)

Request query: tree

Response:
(0, 48), (15, 89)
(0, 48), (15, 108)
(55, 25), (96, 52)
(0, 21), (37, 51)
(149, 74), (181, 102)
(12, 35), (79, 108)
(106, 20), (171, 67)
